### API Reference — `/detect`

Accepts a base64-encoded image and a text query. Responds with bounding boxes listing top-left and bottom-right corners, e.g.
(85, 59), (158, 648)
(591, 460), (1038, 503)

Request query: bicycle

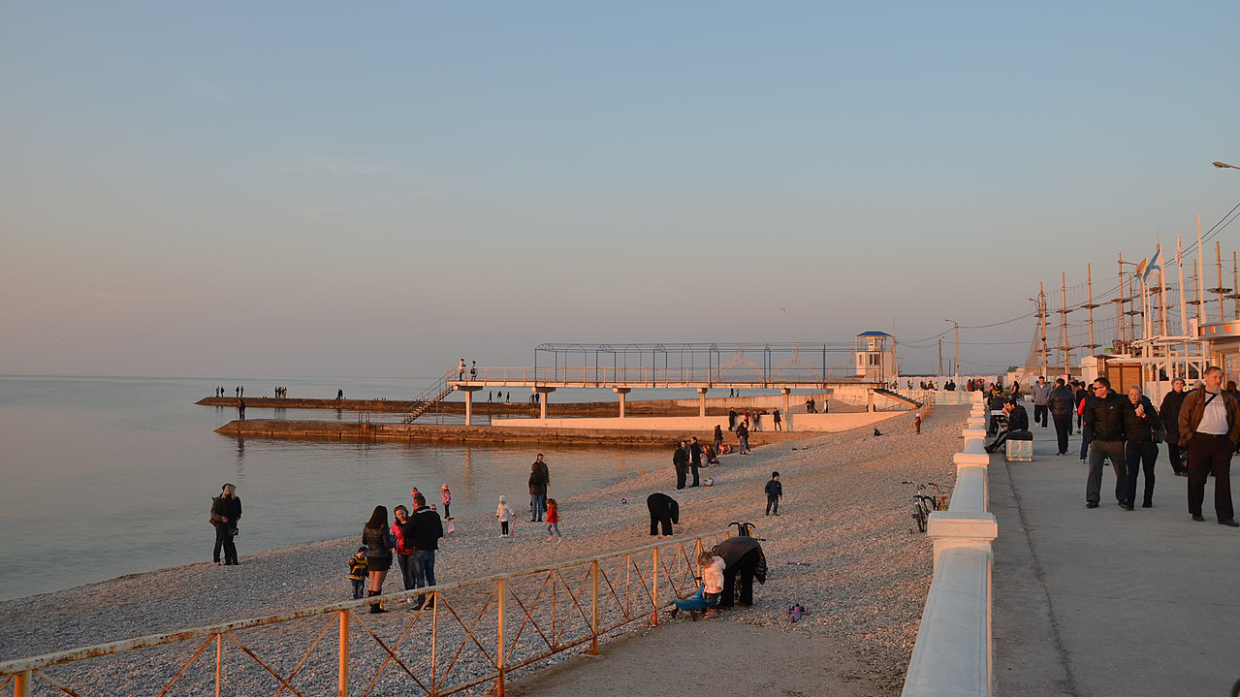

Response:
(910, 484), (937, 533)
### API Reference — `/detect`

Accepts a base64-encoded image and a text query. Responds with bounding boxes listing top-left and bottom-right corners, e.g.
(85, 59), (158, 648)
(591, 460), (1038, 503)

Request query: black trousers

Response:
(1187, 433), (1235, 521)
(213, 528), (237, 564)
(1165, 442), (1186, 475)
(1124, 440), (1158, 507)
(690, 463), (700, 487)
(1052, 416), (1071, 454)
(720, 549), (760, 607)
(1034, 404), (1048, 428)
(675, 467), (687, 490)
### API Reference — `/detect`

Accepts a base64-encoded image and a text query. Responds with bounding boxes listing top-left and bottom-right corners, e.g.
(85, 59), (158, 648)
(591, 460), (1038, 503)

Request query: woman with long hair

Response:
(362, 505), (393, 613)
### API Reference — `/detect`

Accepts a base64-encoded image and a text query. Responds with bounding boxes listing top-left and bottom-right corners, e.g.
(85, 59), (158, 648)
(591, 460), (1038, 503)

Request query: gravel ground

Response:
(0, 406), (965, 696)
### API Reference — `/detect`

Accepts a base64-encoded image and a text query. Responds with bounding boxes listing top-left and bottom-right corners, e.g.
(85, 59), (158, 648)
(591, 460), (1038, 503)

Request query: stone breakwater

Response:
(1, 406), (964, 696)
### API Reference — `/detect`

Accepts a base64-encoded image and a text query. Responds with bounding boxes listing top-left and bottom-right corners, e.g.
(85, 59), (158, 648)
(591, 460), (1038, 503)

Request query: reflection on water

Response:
(0, 376), (664, 601)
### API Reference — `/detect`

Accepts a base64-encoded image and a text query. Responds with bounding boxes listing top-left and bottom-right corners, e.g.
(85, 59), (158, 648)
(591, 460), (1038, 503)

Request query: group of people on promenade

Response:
(992, 367), (1240, 526)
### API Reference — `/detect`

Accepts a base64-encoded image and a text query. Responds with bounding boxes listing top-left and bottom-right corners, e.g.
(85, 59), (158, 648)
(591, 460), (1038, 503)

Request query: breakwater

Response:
(214, 419), (813, 446)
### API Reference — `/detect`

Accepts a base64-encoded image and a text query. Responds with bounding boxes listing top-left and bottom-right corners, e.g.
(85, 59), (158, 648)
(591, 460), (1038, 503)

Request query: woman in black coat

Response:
(362, 506), (393, 613)
(528, 463), (548, 522)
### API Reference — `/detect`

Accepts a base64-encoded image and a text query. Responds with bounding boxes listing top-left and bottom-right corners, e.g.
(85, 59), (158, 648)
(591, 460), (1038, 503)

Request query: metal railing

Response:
(446, 365), (876, 388)
(0, 532), (726, 697)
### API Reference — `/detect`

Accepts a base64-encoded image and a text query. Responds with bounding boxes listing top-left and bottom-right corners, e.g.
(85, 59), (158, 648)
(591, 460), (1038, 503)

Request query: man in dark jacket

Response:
(985, 398), (1030, 454)
(1177, 366), (1240, 526)
(408, 493), (444, 608)
(688, 437), (703, 486)
(210, 483), (242, 566)
(672, 442), (689, 490)
(647, 493), (680, 536)
(1122, 386), (1161, 509)
(1085, 377), (1132, 509)
(1159, 378), (1188, 476)
(1048, 378), (1077, 456)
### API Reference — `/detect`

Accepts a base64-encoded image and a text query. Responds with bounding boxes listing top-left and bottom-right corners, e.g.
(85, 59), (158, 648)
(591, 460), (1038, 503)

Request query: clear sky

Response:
(3, 1), (1240, 378)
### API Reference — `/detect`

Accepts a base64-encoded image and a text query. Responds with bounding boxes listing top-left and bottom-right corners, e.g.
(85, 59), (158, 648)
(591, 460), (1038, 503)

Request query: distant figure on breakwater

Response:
(647, 493), (680, 537)
(470, 361), (477, 380)
(488, 391), (493, 402)
(458, 358), (466, 380)
(237, 399), (246, 420)
(773, 408), (782, 431)
(210, 483), (241, 566)
(337, 389), (344, 400)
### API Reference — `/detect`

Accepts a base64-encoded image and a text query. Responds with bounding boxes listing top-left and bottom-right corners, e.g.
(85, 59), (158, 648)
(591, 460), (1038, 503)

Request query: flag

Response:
(1142, 246), (1162, 284)
(1135, 256), (1149, 281)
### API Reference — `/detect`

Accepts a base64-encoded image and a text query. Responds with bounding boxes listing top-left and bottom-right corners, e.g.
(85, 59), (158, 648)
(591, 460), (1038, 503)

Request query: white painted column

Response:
(614, 387), (631, 418)
(698, 388), (708, 417)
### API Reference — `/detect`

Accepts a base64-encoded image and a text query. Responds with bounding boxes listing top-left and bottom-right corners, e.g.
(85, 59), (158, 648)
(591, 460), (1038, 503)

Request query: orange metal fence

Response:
(0, 532), (726, 697)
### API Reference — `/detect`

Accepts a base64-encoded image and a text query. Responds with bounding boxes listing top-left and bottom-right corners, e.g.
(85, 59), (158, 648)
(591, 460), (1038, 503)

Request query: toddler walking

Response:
(348, 546), (368, 599)
(545, 498), (563, 541)
(496, 495), (515, 537)
(441, 483), (452, 520)
(765, 471), (783, 516)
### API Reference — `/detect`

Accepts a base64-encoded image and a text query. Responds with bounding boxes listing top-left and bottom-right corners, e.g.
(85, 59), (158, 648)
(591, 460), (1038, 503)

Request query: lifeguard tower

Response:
(854, 331), (897, 383)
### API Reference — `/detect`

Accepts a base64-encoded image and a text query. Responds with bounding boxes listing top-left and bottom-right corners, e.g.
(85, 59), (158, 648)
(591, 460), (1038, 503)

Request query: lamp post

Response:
(1213, 161), (1240, 171)
(945, 319), (959, 382)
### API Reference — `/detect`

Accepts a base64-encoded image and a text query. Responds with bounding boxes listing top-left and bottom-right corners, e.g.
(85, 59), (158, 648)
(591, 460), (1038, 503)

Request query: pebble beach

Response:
(0, 406), (965, 696)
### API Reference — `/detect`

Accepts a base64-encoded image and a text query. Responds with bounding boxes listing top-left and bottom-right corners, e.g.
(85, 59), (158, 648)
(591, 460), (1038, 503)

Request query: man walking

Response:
(1084, 377), (1132, 509)
(688, 437), (703, 487)
(1177, 366), (1240, 526)
(673, 441), (689, 490)
(1159, 378), (1189, 476)
(408, 493), (444, 608)
(1048, 378), (1076, 456)
(1031, 376), (1052, 428)
(1122, 386), (1161, 509)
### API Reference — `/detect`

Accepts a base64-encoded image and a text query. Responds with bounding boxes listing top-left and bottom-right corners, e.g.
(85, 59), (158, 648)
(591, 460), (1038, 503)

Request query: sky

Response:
(3, 1), (1240, 378)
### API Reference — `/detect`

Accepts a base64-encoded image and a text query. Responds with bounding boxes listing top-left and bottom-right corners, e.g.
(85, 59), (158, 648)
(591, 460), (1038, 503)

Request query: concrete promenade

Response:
(992, 421), (1240, 697)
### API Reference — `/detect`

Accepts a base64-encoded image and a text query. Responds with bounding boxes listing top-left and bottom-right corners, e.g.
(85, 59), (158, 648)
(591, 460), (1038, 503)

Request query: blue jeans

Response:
(412, 550), (436, 603)
(530, 494), (545, 521)
(673, 583), (721, 612)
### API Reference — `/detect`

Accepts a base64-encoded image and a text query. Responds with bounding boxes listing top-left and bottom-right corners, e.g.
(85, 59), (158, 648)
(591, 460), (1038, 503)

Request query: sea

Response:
(0, 375), (670, 601)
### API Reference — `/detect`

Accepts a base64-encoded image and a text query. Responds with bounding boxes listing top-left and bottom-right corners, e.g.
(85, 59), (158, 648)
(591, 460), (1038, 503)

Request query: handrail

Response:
(1, 529), (731, 697)
(447, 365), (882, 387)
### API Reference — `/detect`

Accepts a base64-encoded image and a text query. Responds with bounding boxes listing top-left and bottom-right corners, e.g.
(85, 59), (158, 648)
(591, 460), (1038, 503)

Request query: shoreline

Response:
(1, 406), (964, 696)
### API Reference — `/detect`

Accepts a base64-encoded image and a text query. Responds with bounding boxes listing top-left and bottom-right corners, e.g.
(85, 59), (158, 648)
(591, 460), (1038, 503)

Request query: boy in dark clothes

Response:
(348, 547), (368, 599)
(765, 472), (783, 516)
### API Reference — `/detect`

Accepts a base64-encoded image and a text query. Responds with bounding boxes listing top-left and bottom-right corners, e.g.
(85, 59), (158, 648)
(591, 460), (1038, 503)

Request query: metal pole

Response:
(1062, 272), (1070, 378)
(1178, 235), (1188, 336)
(954, 322), (959, 383)
(1217, 241), (1225, 323)
(589, 560), (600, 655)
(1234, 251), (1239, 320)
(338, 610), (348, 697)
(1087, 264), (1096, 354)
(938, 339), (943, 377)
(497, 578), (506, 697)
(15, 670), (30, 697)
(651, 547), (659, 626)
(215, 633), (222, 697)
(1118, 253), (1127, 346)
(1039, 284), (1048, 375)
(431, 592), (438, 690)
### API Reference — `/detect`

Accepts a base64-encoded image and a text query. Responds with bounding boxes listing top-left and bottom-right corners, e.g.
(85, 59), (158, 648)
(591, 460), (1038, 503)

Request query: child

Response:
(765, 471), (783, 516)
(441, 483), (452, 520)
(670, 551), (724, 618)
(545, 498), (562, 542)
(705, 446), (720, 465)
(348, 546), (368, 599)
(496, 495), (514, 537)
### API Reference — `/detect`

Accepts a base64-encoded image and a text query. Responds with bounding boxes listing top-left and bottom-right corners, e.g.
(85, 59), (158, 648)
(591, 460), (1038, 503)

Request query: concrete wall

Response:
(491, 410), (900, 433)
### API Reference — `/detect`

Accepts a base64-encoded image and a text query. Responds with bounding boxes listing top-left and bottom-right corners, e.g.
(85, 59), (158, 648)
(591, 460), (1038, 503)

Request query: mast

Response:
(1039, 283), (1048, 376)
(1061, 272), (1070, 377)
(1117, 253), (1127, 347)
(1178, 235), (1188, 336)
(1087, 263), (1096, 351)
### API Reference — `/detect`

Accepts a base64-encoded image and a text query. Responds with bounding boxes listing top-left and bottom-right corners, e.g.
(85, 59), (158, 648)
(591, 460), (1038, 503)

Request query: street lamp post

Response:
(1213, 161), (1240, 171)
(945, 319), (959, 382)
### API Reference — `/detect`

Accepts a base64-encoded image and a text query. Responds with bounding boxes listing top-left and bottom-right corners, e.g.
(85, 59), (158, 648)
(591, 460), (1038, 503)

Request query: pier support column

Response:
(781, 388), (792, 432)
(534, 387), (557, 420)
(867, 390), (875, 413)
(613, 388), (631, 418)
(698, 388), (708, 417)
(456, 386), (483, 426)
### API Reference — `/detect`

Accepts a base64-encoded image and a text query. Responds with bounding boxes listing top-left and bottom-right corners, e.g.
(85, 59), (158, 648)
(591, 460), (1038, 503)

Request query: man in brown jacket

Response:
(1177, 366), (1240, 526)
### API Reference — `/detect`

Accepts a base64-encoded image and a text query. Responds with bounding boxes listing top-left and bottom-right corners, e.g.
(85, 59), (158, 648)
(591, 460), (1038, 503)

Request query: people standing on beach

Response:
(736, 421), (750, 454)
(210, 483), (242, 566)
(765, 472), (783, 516)
(529, 462), (548, 522)
(533, 454), (550, 513)
(545, 498), (562, 541)
(348, 547), (368, 599)
(362, 506), (393, 613)
(1160, 378), (1189, 476)
(728, 408), (737, 431)
(496, 496), (515, 537)
(806, 398), (816, 414)
(689, 437), (702, 485)
(441, 483), (452, 520)
(714, 424), (724, 453)
(1178, 366), (1240, 526)
(458, 359), (466, 380)
(647, 493), (680, 537)
(773, 409), (782, 431)
(391, 506), (416, 596)
(673, 441), (689, 490)
(409, 493), (443, 609)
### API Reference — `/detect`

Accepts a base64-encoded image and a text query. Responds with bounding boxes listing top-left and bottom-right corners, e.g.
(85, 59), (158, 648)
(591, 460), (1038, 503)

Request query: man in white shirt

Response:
(1177, 366), (1240, 526)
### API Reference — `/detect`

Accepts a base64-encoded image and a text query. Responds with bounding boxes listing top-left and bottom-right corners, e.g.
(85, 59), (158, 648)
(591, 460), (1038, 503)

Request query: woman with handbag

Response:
(362, 506), (394, 613)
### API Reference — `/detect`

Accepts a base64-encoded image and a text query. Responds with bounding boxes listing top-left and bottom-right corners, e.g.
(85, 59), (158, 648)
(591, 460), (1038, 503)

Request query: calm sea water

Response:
(0, 376), (666, 601)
